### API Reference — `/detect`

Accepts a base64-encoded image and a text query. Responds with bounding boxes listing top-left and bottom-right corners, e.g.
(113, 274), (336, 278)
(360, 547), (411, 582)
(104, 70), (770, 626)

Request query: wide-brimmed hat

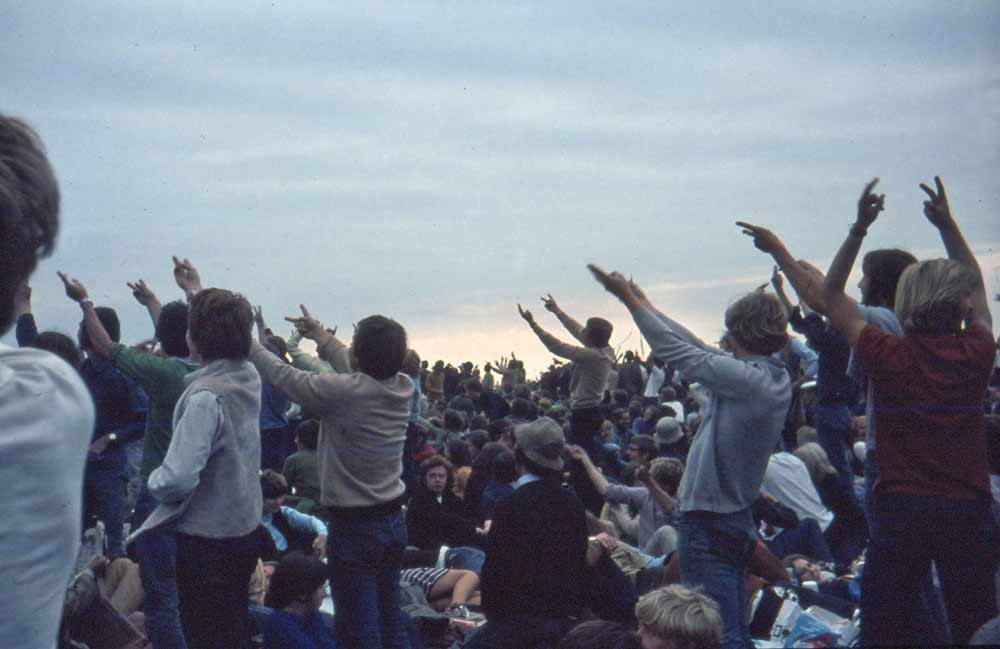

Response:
(515, 417), (566, 471)
(655, 416), (684, 446)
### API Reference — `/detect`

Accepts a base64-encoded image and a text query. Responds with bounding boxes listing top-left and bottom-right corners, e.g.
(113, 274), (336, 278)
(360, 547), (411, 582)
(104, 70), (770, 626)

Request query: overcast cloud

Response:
(4, 0), (998, 372)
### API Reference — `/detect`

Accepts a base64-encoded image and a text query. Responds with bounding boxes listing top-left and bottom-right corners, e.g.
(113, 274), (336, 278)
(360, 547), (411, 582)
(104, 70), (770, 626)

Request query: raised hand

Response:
(771, 265), (784, 291)
(565, 444), (588, 462)
(856, 177), (885, 229)
(252, 305), (265, 327)
(14, 283), (31, 315)
(517, 303), (535, 324)
(57, 271), (89, 302)
(587, 264), (633, 301)
(172, 256), (203, 294)
(541, 294), (558, 313)
(735, 221), (784, 255)
(284, 304), (324, 340)
(919, 176), (954, 230)
(636, 464), (652, 485)
(127, 279), (158, 306)
(627, 277), (649, 304)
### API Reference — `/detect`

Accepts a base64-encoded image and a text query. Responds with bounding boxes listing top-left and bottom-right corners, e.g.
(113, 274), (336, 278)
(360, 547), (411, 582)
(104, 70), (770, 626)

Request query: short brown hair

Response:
(261, 469), (288, 499)
(188, 288), (253, 361)
(724, 292), (788, 356)
(0, 116), (60, 334)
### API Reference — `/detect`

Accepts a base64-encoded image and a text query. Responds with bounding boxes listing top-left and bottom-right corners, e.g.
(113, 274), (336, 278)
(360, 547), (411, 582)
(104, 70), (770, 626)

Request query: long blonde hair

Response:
(793, 442), (837, 484)
(894, 258), (977, 334)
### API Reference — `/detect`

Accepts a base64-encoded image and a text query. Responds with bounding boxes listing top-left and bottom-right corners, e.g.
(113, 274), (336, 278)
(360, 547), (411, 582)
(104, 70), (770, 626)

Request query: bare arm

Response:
(920, 176), (992, 332)
(127, 279), (162, 331)
(58, 272), (114, 358)
(826, 178), (885, 295)
(771, 267), (795, 318)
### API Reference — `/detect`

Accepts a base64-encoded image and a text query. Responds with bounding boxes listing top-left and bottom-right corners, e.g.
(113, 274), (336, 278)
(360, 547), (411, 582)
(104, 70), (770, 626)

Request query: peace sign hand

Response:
(540, 294), (558, 313)
(919, 176), (954, 231)
(284, 304), (324, 340)
(127, 279), (158, 306)
(857, 178), (885, 228)
(735, 221), (784, 255)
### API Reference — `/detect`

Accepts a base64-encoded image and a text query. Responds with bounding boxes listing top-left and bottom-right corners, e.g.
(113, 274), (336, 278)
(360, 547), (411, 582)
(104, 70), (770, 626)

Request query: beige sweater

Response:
(249, 340), (413, 509)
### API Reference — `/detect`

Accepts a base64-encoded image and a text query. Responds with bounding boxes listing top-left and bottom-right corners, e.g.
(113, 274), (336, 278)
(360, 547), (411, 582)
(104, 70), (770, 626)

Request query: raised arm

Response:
(518, 303), (591, 362)
(771, 266), (795, 318)
(172, 255), (203, 301)
(58, 272), (114, 358)
(253, 305), (270, 345)
(14, 284), (37, 347)
(919, 176), (992, 332)
(636, 464), (675, 514)
(825, 178), (885, 295)
(127, 279), (162, 330)
(541, 294), (588, 345)
(736, 222), (827, 314)
(286, 329), (336, 373)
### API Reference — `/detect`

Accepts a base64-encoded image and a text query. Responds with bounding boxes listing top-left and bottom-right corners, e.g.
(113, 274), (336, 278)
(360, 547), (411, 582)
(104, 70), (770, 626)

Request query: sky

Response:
(4, 0), (999, 374)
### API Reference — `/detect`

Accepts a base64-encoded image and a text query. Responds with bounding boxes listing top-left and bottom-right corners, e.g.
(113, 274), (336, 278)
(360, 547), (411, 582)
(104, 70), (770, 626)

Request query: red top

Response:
(855, 323), (995, 500)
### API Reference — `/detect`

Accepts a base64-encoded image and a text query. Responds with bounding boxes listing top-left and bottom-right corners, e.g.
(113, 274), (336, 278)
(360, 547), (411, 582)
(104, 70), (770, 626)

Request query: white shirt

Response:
(0, 344), (94, 649)
(761, 452), (834, 532)
(643, 366), (665, 398)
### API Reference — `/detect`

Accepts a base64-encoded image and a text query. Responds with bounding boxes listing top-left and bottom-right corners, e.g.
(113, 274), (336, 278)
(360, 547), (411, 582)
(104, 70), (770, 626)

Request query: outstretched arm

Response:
(58, 272), (114, 358)
(518, 304), (590, 362)
(541, 294), (588, 345)
(736, 222), (827, 314)
(172, 256), (203, 301)
(14, 284), (37, 347)
(825, 178), (885, 295)
(919, 176), (992, 332)
(127, 279), (162, 331)
(771, 267), (795, 318)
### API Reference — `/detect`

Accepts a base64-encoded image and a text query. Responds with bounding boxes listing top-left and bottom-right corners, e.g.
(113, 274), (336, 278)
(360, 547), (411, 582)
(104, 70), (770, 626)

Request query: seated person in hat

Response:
(654, 417), (689, 463)
(262, 553), (336, 649)
(260, 470), (328, 560)
(468, 417), (589, 649)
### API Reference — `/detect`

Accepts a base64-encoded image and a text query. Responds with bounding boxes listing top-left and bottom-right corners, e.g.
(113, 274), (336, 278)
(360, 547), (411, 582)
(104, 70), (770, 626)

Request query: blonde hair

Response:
(635, 584), (723, 649)
(649, 457), (685, 495)
(724, 292), (789, 355)
(793, 442), (837, 484)
(894, 258), (978, 334)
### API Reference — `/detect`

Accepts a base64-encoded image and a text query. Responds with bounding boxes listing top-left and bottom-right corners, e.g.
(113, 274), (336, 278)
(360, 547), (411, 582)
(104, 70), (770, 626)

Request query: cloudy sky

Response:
(5, 0), (999, 373)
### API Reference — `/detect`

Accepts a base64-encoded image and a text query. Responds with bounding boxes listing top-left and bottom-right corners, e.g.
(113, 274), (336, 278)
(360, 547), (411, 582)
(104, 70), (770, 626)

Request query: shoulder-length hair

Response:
(894, 258), (978, 335)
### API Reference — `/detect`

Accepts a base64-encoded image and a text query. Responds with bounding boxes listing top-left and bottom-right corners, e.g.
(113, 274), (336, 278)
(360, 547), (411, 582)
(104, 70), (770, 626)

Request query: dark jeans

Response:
(676, 509), (757, 649)
(326, 510), (411, 649)
(814, 404), (853, 496)
(136, 523), (188, 649)
(260, 426), (290, 472)
(861, 493), (998, 645)
(84, 463), (127, 557)
(175, 529), (261, 649)
(464, 616), (578, 649)
(568, 406), (605, 515)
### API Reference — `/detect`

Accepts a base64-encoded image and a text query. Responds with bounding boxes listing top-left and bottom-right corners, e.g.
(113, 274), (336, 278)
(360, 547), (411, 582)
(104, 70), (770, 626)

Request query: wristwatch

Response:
(108, 433), (118, 443)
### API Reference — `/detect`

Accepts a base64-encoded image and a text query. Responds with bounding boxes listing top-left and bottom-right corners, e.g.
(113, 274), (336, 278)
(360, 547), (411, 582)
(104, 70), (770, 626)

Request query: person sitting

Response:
(631, 405), (660, 439)
(260, 470), (328, 560)
(634, 585), (723, 649)
(406, 456), (484, 553)
(282, 419), (322, 508)
(262, 553), (336, 649)
(468, 417), (589, 649)
(654, 417), (689, 463)
(399, 565), (481, 613)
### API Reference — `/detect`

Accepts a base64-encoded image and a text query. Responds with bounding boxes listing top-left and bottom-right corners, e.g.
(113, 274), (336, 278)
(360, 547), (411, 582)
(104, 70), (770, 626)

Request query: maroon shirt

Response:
(856, 323), (994, 500)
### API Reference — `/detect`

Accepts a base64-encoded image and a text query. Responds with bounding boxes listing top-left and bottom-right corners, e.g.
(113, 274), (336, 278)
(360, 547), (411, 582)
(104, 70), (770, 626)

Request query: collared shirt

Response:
(261, 506), (327, 552)
(514, 473), (541, 490)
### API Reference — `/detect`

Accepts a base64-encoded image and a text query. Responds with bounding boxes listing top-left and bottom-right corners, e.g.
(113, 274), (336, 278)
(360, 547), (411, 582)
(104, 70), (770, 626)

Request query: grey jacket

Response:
(134, 358), (262, 540)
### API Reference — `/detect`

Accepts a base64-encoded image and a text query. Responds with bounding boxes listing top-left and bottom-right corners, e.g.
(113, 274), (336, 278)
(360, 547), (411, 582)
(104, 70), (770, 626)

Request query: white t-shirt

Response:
(643, 366), (665, 398)
(0, 344), (94, 649)
(760, 452), (834, 532)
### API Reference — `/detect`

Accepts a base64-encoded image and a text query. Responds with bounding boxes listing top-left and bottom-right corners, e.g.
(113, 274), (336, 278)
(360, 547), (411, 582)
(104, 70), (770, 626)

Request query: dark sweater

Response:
(406, 487), (480, 551)
(481, 478), (589, 621)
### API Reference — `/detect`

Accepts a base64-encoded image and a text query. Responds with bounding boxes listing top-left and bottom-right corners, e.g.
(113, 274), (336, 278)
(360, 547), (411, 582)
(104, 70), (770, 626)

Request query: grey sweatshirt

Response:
(248, 339), (413, 509)
(529, 310), (613, 409)
(632, 307), (791, 514)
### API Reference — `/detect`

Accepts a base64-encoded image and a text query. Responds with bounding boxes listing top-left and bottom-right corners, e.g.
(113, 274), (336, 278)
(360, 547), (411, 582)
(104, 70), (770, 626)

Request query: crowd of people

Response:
(2, 111), (1000, 649)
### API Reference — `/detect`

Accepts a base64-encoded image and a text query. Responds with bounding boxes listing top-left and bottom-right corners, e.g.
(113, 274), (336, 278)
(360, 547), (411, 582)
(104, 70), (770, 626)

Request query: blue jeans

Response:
(84, 462), (127, 557)
(861, 493), (998, 645)
(815, 405), (853, 497)
(676, 509), (757, 649)
(326, 510), (411, 649)
(136, 525), (188, 649)
(445, 546), (486, 575)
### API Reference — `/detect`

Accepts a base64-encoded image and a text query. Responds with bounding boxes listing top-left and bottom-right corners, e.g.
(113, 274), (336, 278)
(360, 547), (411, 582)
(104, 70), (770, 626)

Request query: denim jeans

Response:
(176, 529), (262, 649)
(84, 463), (127, 557)
(135, 524), (188, 649)
(676, 509), (757, 649)
(124, 439), (145, 515)
(861, 493), (998, 645)
(814, 404), (853, 497)
(326, 510), (411, 649)
(445, 546), (486, 575)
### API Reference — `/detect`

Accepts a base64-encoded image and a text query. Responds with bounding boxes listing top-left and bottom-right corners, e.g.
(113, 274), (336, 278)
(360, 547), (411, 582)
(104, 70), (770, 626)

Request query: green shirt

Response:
(109, 343), (198, 479)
